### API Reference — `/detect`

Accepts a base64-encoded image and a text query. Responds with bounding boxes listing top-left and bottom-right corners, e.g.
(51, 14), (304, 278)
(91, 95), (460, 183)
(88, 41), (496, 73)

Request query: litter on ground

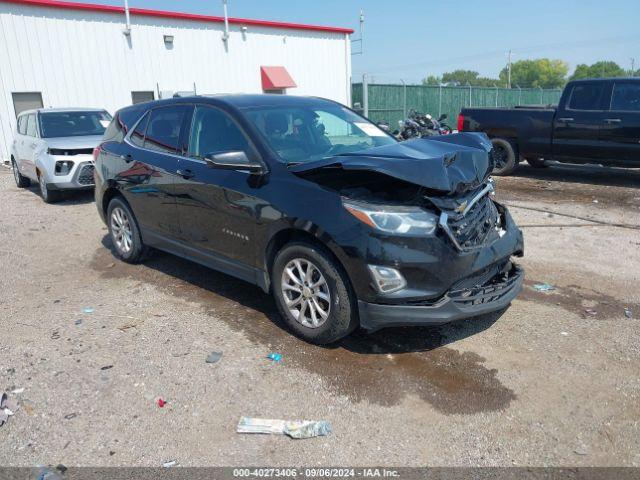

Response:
(83, 307), (94, 314)
(157, 398), (166, 408)
(267, 352), (282, 362)
(237, 416), (331, 439)
(206, 351), (223, 364)
(162, 460), (177, 468)
(624, 308), (633, 319)
(533, 283), (555, 292)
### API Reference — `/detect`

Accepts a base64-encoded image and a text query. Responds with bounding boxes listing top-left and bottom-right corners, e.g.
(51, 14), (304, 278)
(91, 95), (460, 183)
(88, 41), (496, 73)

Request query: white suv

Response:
(11, 108), (111, 203)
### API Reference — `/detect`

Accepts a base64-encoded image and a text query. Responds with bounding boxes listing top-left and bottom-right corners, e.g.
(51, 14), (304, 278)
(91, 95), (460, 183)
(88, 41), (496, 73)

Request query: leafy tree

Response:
(569, 61), (626, 80)
(499, 58), (568, 88)
(422, 75), (441, 85)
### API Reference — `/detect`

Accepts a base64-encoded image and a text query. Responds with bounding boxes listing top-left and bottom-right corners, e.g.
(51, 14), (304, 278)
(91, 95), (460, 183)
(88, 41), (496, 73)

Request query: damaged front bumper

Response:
(359, 263), (524, 331)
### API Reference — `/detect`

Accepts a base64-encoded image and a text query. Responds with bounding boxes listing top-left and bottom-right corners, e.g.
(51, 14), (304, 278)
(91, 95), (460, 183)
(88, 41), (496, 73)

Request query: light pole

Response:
(507, 50), (512, 89)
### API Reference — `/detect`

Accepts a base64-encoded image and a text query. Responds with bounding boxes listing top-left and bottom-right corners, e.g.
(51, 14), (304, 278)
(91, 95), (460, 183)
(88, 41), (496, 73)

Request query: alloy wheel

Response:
(38, 174), (48, 200)
(492, 145), (508, 169)
(110, 207), (133, 254)
(281, 258), (331, 328)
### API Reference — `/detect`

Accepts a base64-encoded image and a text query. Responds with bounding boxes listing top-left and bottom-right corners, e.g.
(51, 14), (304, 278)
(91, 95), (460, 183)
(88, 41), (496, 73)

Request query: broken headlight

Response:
(343, 200), (438, 235)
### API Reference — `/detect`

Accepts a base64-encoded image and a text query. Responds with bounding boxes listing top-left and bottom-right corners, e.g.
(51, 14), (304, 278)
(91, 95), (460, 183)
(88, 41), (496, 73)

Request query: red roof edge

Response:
(2, 0), (354, 34)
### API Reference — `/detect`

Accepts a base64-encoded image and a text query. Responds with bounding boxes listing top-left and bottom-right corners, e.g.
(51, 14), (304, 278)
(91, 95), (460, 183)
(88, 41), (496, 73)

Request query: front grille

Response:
(77, 163), (95, 185)
(450, 264), (522, 307)
(444, 195), (499, 249)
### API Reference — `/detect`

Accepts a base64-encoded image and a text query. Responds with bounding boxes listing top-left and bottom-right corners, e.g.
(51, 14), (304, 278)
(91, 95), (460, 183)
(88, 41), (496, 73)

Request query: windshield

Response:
(39, 111), (112, 138)
(244, 104), (396, 164)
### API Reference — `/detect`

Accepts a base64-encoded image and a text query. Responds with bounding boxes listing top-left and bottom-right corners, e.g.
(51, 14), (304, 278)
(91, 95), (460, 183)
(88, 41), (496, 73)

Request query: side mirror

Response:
(205, 151), (264, 173)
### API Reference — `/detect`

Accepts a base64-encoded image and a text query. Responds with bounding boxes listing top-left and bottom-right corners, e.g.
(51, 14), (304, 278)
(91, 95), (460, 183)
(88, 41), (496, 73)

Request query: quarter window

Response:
(144, 106), (189, 154)
(130, 112), (150, 148)
(188, 106), (249, 159)
(567, 83), (605, 111)
(17, 115), (27, 135)
(25, 114), (37, 137)
(610, 82), (640, 111)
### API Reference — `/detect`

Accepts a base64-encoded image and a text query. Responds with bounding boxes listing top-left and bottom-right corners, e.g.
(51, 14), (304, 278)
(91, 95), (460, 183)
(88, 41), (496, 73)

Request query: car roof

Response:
(19, 107), (107, 116)
(130, 94), (342, 110)
(568, 77), (640, 83)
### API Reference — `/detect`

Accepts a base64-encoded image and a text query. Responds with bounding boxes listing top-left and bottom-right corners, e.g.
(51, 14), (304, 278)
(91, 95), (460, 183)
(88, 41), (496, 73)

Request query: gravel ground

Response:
(0, 162), (639, 467)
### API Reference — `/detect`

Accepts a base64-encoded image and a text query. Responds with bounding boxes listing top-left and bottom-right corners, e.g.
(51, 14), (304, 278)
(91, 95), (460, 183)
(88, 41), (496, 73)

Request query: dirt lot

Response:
(1, 162), (639, 467)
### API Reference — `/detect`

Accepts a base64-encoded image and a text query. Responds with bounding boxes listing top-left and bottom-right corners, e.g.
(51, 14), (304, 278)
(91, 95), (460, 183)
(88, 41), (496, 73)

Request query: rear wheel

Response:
(525, 157), (548, 169)
(11, 158), (30, 188)
(107, 197), (148, 263)
(490, 138), (518, 176)
(38, 172), (62, 203)
(272, 242), (358, 345)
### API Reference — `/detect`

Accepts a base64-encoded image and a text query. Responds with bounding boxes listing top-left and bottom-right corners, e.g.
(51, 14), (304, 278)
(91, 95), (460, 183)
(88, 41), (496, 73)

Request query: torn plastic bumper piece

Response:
(358, 264), (524, 332)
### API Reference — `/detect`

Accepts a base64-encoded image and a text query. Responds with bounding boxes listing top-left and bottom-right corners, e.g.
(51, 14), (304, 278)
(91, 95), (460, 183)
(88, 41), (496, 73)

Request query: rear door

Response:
(174, 104), (262, 270)
(598, 80), (640, 165)
(121, 104), (190, 240)
(552, 81), (609, 161)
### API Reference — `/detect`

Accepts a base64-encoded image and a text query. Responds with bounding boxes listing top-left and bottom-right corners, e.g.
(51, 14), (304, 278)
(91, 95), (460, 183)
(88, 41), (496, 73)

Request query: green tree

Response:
(569, 61), (626, 80)
(440, 70), (501, 86)
(499, 58), (568, 88)
(422, 75), (441, 85)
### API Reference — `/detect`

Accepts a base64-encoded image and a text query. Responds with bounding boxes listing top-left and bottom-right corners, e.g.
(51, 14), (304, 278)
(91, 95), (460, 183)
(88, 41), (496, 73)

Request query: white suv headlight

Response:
(343, 200), (438, 235)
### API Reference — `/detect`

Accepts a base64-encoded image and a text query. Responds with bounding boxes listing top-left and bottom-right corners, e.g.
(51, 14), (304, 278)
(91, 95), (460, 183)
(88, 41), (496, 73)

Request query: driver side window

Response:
(188, 106), (249, 159)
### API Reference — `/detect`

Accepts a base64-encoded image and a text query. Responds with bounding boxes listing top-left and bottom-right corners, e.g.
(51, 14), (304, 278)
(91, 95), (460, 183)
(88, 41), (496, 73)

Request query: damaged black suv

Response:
(94, 95), (524, 344)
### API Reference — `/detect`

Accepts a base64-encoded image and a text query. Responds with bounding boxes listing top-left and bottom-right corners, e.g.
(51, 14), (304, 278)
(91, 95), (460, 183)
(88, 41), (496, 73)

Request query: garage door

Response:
(12, 92), (43, 117)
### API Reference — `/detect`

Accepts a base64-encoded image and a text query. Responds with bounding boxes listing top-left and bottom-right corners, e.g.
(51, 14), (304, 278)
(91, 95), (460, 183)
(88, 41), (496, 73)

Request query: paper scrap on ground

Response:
(533, 283), (555, 292)
(237, 417), (331, 439)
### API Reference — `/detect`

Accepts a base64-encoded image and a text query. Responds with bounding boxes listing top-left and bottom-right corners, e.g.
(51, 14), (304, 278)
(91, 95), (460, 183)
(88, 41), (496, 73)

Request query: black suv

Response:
(95, 95), (524, 344)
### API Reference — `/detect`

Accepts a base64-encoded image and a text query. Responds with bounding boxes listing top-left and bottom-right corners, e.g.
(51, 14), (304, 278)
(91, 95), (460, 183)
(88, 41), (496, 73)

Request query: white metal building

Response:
(0, 0), (353, 162)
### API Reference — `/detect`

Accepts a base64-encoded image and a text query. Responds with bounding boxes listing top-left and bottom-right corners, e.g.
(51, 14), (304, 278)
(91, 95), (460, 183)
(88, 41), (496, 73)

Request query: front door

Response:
(598, 80), (640, 166)
(175, 104), (263, 269)
(120, 105), (190, 239)
(552, 81), (609, 162)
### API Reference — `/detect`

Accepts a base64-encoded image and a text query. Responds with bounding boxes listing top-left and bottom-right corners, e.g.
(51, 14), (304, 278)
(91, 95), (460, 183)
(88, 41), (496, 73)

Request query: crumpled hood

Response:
(45, 135), (103, 150)
(290, 132), (493, 194)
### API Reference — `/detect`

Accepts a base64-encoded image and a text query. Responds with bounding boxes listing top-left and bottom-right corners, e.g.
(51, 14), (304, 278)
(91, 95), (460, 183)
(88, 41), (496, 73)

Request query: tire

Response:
(11, 158), (30, 188)
(525, 157), (548, 169)
(37, 172), (62, 203)
(490, 138), (518, 176)
(106, 196), (148, 263)
(272, 242), (358, 345)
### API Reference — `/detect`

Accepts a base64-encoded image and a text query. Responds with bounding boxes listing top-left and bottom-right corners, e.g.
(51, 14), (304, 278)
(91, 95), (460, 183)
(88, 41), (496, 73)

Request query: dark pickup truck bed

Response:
(458, 78), (640, 175)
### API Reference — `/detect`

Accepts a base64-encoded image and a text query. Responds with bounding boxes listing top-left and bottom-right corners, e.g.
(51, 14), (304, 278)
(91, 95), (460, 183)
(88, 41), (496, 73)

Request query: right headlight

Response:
(343, 200), (438, 236)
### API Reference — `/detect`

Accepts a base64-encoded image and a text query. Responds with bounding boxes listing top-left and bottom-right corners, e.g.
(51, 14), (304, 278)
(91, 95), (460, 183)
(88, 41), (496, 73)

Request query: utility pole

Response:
(507, 50), (513, 89)
(631, 58), (636, 77)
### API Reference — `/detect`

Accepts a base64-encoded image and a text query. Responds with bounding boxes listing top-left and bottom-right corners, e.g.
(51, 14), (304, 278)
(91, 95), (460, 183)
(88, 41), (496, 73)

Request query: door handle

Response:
(557, 117), (574, 122)
(120, 154), (133, 163)
(177, 168), (195, 179)
(604, 118), (621, 124)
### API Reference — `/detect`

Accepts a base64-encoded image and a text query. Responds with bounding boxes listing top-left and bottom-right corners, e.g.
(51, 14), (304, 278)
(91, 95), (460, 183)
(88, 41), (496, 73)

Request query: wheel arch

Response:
(262, 227), (356, 297)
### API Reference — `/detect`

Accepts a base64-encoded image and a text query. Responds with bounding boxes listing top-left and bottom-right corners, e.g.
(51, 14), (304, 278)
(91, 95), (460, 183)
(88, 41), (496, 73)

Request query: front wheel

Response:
(38, 172), (62, 203)
(107, 197), (148, 263)
(272, 242), (358, 345)
(490, 138), (518, 176)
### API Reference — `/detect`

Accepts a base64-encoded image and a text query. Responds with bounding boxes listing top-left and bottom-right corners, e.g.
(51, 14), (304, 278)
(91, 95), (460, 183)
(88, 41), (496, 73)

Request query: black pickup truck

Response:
(458, 78), (640, 175)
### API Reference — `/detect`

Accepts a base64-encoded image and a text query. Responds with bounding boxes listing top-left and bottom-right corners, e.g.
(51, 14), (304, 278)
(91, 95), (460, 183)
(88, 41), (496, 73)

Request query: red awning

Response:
(261, 66), (297, 91)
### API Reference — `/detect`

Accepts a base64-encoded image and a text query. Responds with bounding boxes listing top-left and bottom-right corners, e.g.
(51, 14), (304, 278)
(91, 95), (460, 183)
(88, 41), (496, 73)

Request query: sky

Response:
(65, 0), (639, 84)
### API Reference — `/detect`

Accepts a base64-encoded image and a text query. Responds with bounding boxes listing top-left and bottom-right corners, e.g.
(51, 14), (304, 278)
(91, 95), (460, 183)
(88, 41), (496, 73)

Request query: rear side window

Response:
(144, 106), (188, 154)
(102, 113), (125, 142)
(25, 114), (37, 137)
(610, 82), (640, 111)
(567, 83), (605, 110)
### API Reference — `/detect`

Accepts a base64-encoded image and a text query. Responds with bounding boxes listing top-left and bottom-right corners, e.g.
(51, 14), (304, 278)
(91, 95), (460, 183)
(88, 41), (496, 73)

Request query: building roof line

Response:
(2, 0), (354, 34)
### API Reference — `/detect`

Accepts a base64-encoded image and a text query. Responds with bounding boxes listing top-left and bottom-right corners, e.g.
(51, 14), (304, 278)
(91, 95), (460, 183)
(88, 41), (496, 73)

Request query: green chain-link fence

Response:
(352, 82), (562, 128)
